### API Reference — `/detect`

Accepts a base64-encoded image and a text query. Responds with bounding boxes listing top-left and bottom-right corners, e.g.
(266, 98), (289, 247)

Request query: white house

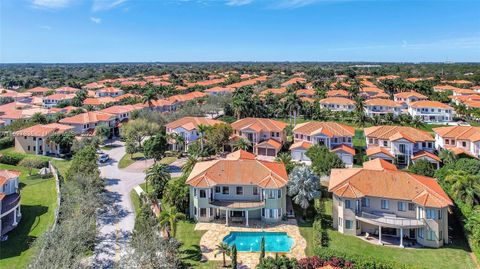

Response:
(433, 126), (480, 158)
(408, 101), (453, 123)
(364, 99), (402, 117)
(165, 117), (223, 151)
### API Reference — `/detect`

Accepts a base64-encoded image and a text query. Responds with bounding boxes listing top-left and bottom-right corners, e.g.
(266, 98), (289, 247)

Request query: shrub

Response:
(0, 152), (25, 165)
(0, 135), (14, 150)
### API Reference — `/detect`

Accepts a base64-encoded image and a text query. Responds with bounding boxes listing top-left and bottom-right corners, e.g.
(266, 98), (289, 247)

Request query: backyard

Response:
(297, 198), (477, 269)
(0, 164), (57, 269)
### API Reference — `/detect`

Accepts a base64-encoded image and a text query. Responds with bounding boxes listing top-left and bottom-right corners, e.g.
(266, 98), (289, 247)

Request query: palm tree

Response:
(439, 149), (457, 165)
(445, 170), (480, 207)
(283, 89), (302, 125)
(287, 166), (321, 218)
(232, 138), (251, 151)
(182, 154), (198, 175)
(275, 152), (294, 174)
(410, 116), (425, 129)
(158, 206), (186, 238)
(197, 124), (210, 152)
(145, 163), (171, 198)
(353, 97), (366, 126)
(142, 89), (159, 108)
(215, 243), (231, 267)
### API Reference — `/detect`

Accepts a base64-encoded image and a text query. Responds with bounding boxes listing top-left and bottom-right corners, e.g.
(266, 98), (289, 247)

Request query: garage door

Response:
(267, 148), (276, 156)
(258, 148), (267, 156)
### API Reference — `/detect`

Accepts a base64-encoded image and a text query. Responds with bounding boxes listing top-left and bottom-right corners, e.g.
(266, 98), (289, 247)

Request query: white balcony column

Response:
(378, 225), (383, 245)
(399, 228), (404, 248)
(245, 210), (249, 227)
(13, 208), (18, 226)
(226, 210), (229, 226)
(35, 139), (40, 155)
(17, 206), (21, 218)
(42, 139), (47, 156)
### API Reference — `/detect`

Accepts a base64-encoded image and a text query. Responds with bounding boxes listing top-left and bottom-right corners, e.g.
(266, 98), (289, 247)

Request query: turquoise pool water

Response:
(223, 232), (293, 252)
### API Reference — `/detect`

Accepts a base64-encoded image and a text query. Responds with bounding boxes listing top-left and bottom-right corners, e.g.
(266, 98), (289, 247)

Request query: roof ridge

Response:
(406, 172), (452, 205)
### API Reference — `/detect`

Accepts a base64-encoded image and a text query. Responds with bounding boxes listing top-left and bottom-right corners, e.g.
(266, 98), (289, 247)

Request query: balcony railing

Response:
(356, 211), (425, 228)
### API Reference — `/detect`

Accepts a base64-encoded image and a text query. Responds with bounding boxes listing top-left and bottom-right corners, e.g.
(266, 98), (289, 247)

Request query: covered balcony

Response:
(209, 199), (265, 227)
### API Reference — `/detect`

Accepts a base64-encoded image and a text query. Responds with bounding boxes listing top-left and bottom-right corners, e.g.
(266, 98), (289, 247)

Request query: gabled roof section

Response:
(364, 125), (433, 142)
(231, 118), (287, 133)
(165, 117), (223, 131)
(226, 150), (256, 160)
(362, 158), (397, 171)
(293, 121), (355, 137)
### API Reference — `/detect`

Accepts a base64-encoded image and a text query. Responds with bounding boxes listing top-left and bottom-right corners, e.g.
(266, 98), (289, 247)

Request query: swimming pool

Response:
(223, 232), (293, 252)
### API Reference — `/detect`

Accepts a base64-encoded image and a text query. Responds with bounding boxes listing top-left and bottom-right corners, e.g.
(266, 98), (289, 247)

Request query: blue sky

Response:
(1, 0), (479, 63)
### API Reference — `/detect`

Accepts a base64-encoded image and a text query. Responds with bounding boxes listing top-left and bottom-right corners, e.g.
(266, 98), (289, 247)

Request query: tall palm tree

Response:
(232, 138), (251, 151)
(197, 124), (210, 152)
(445, 171), (480, 207)
(182, 154), (198, 175)
(142, 89), (159, 108)
(287, 166), (321, 218)
(215, 243), (231, 267)
(410, 116), (425, 129)
(439, 149), (457, 165)
(158, 206), (186, 238)
(354, 97), (366, 126)
(283, 89), (302, 125)
(145, 163), (171, 198)
(275, 152), (294, 174)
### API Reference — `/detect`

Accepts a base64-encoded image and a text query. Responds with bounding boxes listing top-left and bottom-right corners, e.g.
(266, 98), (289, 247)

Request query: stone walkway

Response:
(196, 219), (307, 269)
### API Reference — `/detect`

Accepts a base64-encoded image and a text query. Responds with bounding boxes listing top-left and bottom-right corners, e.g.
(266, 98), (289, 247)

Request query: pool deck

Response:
(195, 219), (307, 269)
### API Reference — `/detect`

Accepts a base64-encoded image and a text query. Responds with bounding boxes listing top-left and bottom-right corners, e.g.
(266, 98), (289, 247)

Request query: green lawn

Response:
(176, 220), (223, 268)
(130, 190), (142, 218)
(159, 156), (177, 165)
(118, 152), (145, 169)
(297, 198), (477, 269)
(0, 164), (57, 269)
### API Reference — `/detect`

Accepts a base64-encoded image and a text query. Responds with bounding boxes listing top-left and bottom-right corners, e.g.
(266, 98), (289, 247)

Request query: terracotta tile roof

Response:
(330, 82), (351, 89)
(364, 125), (434, 142)
(260, 88), (286, 96)
(295, 89), (315, 97)
(43, 93), (75, 101)
(13, 123), (73, 137)
(59, 111), (115, 125)
(55, 86), (79, 93)
(444, 146), (478, 158)
(150, 98), (175, 107)
(27, 87), (51, 94)
(448, 80), (472, 85)
(0, 170), (20, 187)
(394, 91), (428, 99)
(232, 118), (287, 133)
(362, 158), (397, 171)
(377, 75), (400, 80)
(226, 149), (256, 160)
(100, 104), (146, 115)
(328, 166), (452, 208)
(331, 144), (355, 155)
(153, 81), (172, 86)
(186, 78), (225, 88)
(83, 82), (104, 89)
(433, 85), (462, 92)
(114, 93), (140, 101)
(433, 126), (480, 142)
(412, 150), (441, 162)
(405, 78), (423, 82)
(293, 121), (355, 137)
(187, 157), (288, 188)
(165, 117), (223, 131)
(96, 87), (121, 94)
(50, 106), (81, 114)
(281, 77), (306, 87)
(364, 98), (401, 107)
(226, 76), (268, 89)
(120, 81), (147, 87)
(300, 97), (315, 103)
(365, 146), (395, 158)
(409, 100), (452, 109)
(83, 97), (117, 106)
(168, 91), (207, 103)
(254, 138), (282, 150)
(465, 100), (480, 108)
(289, 141), (313, 150)
(326, 90), (349, 98)
(319, 97), (355, 105)
(205, 86), (235, 94)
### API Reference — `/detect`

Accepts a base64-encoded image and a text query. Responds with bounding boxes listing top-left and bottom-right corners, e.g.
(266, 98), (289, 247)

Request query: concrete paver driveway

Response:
(93, 141), (146, 268)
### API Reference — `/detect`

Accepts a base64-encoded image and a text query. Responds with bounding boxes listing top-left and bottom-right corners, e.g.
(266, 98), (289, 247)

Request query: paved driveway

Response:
(93, 141), (146, 268)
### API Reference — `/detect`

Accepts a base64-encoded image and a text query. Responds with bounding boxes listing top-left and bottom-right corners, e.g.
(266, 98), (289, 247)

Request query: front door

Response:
(409, 229), (416, 239)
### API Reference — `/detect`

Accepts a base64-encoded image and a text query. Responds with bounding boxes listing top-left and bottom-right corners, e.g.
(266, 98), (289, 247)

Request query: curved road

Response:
(93, 141), (146, 268)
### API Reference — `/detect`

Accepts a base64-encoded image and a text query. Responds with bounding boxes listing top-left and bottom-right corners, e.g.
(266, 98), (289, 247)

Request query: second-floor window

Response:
(236, 186), (243, 195)
(215, 186), (221, 193)
(222, 186), (229, 195)
(345, 220), (353, 229)
(253, 187), (259, 195)
(398, 202), (406, 211)
(426, 209), (436, 219)
(381, 199), (389, 210)
(408, 203), (415, 211)
(361, 197), (370, 207)
(199, 190), (206, 198)
(344, 200), (352, 209)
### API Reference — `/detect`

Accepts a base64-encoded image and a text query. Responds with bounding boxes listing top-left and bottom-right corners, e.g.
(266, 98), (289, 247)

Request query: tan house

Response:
(329, 158), (453, 248)
(59, 111), (116, 135)
(231, 118), (287, 157)
(13, 123), (74, 156)
(187, 150), (288, 226)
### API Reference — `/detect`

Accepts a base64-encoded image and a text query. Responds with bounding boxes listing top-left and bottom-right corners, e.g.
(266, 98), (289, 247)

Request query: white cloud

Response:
(31, 0), (75, 9)
(226, 0), (253, 6)
(90, 17), (102, 23)
(92, 0), (127, 11)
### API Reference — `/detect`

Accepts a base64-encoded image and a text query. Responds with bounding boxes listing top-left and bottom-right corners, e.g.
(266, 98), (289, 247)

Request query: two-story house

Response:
(95, 87), (124, 98)
(13, 123), (74, 156)
(364, 125), (438, 167)
(433, 126), (480, 158)
(290, 121), (356, 166)
(408, 101), (453, 123)
(100, 104), (146, 122)
(231, 118), (287, 157)
(393, 91), (428, 109)
(165, 117), (223, 151)
(364, 99), (402, 117)
(319, 97), (355, 112)
(42, 93), (76, 108)
(187, 150), (288, 226)
(59, 111), (116, 135)
(328, 158), (453, 248)
(0, 170), (22, 236)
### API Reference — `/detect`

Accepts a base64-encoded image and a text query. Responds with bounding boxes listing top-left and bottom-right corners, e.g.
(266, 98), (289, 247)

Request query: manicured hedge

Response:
(0, 152), (25, 165)
(0, 136), (14, 150)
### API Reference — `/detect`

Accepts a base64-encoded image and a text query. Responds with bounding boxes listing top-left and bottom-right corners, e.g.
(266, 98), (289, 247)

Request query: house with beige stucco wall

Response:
(13, 123), (74, 156)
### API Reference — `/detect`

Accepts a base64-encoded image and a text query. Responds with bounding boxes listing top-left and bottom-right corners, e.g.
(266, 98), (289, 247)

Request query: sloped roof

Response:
(365, 146), (395, 158)
(412, 150), (441, 162)
(364, 125), (434, 142)
(319, 97), (355, 105)
(13, 123), (73, 137)
(186, 157), (288, 189)
(289, 141), (313, 150)
(165, 117), (223, 131)
(409, 100), (452, 109)
(433, 126), (480, 142)
(254, 138), (282, 150)
(226, 149), (256, 160)
(364, 98), (401, 107)
(394, 91), (428, 99)
(362, 158), (397, 171)
(232, 118), (287, 133)
(331, 144), (356, 155)
(328, 167), (453, 208)
(293, 121), (355, 137)
(59, 111), (115, 125)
